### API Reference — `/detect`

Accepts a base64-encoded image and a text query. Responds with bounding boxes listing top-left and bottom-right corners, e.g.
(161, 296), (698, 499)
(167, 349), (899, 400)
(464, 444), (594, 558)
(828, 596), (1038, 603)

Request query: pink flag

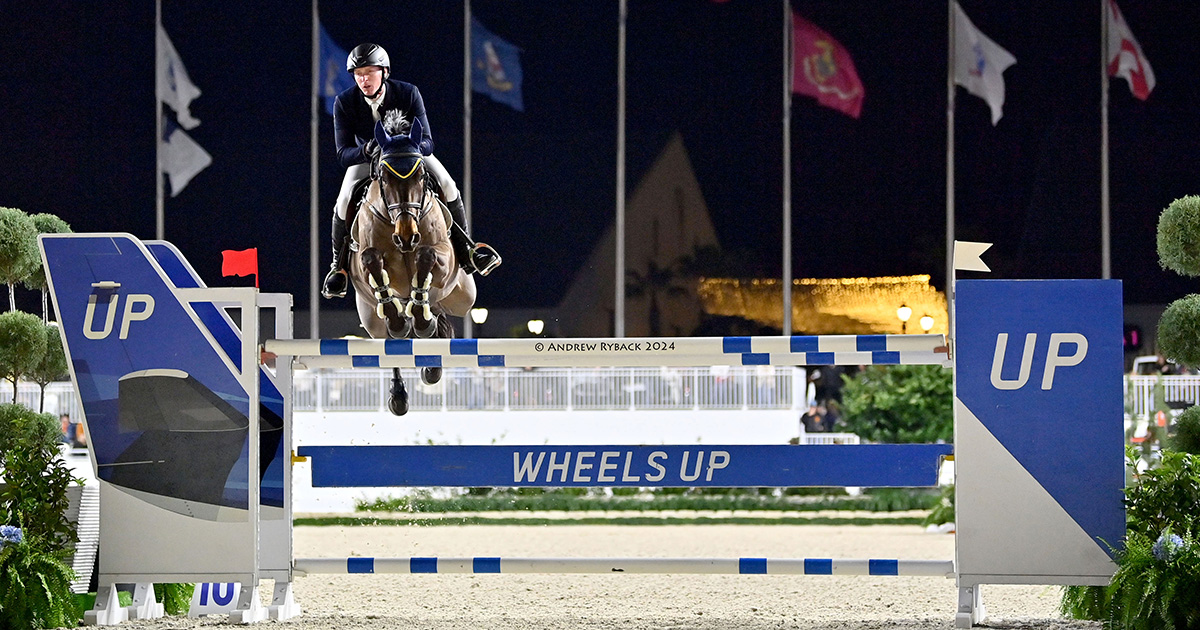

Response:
(792, 11), (864, 119)
(1106, 0), (1155, 100)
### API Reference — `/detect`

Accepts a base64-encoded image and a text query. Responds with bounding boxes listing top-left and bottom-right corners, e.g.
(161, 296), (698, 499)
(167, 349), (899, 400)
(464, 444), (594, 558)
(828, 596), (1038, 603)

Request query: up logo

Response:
(990, 332), (1088, 391)
(83, 292), (155, 340)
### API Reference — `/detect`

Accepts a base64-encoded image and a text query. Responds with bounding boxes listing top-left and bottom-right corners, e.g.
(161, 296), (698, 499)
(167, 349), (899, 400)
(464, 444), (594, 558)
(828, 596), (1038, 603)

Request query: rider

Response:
(322, 42), (501, 300)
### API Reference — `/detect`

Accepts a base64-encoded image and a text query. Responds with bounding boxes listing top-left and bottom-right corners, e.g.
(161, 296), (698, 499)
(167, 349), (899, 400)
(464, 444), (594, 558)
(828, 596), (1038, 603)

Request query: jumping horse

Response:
(347, 119), (476, 415)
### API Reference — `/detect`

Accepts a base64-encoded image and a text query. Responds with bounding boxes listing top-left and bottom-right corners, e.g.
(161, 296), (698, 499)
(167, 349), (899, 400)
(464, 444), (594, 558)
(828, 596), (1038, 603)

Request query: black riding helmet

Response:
(347, 43), (391, 77)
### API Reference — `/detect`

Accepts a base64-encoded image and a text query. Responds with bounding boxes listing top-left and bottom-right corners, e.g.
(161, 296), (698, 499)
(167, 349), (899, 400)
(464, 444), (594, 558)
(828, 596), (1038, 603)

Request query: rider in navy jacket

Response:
(322, 43), (501, 301)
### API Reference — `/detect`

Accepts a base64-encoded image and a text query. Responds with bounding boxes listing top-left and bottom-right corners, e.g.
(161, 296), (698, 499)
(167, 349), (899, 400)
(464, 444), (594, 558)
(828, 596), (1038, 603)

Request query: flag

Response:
(470, 17), (524, 112)
(161, 117), (211, 197)
(791, 11), (864, 119)
(221, 248), (258, 287)
(953, 2), (1017, 125)
(1106, 0), (1154, 100)
(157, 25), (202, 130)
(319, 23), (355, 115)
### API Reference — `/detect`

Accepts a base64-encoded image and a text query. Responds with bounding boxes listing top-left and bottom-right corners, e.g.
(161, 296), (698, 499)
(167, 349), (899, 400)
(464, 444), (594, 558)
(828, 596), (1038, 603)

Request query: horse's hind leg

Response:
(361, 247), (411, 339)
(407, 246), (439, 338)
(388, 367), (408, 416)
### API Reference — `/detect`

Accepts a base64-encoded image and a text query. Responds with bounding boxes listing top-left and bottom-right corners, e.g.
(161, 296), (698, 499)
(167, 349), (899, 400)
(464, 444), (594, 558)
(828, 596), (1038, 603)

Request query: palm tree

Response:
(626, 260), (688, 337)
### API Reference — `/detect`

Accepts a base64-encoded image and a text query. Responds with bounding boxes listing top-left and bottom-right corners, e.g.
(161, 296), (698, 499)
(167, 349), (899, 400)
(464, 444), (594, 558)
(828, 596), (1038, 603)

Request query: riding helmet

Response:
(347, 43), (391, 74)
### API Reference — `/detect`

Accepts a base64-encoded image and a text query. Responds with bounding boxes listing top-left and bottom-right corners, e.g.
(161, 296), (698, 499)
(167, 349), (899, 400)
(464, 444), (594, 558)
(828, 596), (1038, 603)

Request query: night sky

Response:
(4, 1), (1200, 320)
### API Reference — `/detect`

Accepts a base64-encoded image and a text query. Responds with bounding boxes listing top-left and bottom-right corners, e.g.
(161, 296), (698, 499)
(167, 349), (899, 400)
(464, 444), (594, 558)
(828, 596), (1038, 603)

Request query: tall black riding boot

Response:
(446, 197), (502, 276)
(321, 215), (350, 299)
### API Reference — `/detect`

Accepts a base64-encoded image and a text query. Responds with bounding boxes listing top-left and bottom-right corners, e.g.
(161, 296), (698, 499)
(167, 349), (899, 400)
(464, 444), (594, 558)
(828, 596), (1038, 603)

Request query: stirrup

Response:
(322, 268), (348, 299)
(471, 243), (502, 277)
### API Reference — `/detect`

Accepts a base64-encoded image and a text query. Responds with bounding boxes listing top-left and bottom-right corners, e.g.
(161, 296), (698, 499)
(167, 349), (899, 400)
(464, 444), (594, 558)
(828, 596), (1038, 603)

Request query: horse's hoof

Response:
(414, 316), (438, 338)
(422, 366), (442, 385)
(388, 317), (412, 339)
(388, 382), (409, 416)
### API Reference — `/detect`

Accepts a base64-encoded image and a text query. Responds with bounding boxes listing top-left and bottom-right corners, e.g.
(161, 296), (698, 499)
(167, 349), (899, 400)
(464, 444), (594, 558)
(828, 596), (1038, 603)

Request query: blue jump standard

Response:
(296, 444), (954, 488)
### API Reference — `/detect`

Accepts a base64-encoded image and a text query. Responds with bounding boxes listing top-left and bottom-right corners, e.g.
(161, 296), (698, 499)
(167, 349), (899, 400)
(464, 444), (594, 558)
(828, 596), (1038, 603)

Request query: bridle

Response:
(374, 151), (434, 226)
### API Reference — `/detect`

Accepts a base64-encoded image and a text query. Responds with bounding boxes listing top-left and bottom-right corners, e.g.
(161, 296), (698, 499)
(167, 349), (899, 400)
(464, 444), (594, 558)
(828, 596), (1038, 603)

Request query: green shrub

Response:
(1125, 450), (1200, 541)
(922, 484), (955, 527)
(1157, 295), (1200, 368)
(839, 364), (953, 443)
(154, 583), (195, 616)
(0, 405), (77, 551)
(1063, 449), (1200, 625)
(0, 526), (79, 630)
(1157, 195), (1200, 277)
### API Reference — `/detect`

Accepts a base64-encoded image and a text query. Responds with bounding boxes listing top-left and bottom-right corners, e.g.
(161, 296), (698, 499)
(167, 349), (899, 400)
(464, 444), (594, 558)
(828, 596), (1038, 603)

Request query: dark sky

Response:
(4, 1), (1199, 319)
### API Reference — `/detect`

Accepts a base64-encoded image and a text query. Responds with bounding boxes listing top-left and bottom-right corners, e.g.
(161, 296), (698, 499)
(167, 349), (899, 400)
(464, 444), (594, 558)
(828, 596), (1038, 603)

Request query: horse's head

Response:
(374, 119), (428, 252)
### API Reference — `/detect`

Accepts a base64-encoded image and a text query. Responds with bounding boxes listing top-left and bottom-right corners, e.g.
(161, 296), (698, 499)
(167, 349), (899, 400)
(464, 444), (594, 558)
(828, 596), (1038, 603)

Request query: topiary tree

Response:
(0, 310), (46, 403)
(0, 208), (40, 312)
(27, 325), (67, 413)
(839, 364), (953, 443)
(22, 214), (71, 323)
(1156, 196), (1200, 367)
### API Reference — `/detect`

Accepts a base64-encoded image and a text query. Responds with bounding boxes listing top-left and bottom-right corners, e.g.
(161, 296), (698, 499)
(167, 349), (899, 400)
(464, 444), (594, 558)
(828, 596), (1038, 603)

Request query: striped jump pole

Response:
(293, 557), (955, 577)
(264, 334), (949, 369)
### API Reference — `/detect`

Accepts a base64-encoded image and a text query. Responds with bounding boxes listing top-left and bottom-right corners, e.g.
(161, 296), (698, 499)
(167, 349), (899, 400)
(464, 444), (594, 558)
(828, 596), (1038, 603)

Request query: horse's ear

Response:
(409, 118), (424, 145)
(373, 121), (392, 150)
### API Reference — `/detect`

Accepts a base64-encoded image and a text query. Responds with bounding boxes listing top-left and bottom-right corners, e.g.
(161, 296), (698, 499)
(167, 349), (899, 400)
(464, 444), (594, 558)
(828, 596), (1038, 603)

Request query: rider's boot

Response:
(446, 197), (501, 276)
(321, 215), (350, 299)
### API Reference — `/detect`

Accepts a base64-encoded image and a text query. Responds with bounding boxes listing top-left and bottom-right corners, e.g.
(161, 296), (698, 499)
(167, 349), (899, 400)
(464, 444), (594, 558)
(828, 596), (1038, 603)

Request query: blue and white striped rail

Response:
(293, 557), (955, 577)
(264, 334), (948, 368)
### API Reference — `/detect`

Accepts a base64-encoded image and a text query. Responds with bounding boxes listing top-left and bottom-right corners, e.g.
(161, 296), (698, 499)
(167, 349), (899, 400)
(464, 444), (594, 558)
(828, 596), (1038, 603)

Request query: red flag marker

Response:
(221, 248), (259, 288)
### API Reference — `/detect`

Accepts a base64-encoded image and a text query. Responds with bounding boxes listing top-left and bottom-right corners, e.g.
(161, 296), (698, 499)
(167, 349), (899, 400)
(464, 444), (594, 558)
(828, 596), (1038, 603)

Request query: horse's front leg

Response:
(361, 247), (411, 339)
(406, 246), (438, 338)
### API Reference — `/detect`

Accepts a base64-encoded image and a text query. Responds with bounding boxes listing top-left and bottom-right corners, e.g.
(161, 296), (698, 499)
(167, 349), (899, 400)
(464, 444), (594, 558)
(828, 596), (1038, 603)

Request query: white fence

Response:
(292, 366), (807, 413)
(1127, 374), (1200, 420)
(16, 371), (1196, 421)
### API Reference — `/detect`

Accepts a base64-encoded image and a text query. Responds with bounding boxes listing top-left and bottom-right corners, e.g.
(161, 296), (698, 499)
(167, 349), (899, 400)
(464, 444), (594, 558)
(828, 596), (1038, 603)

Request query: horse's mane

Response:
(383, 110), (411, 136)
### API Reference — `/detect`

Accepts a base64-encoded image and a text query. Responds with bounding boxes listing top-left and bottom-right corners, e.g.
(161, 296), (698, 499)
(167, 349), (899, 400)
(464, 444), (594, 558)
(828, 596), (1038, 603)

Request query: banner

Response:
(471, 17), (525, 111)
(792, 11), (864, 119)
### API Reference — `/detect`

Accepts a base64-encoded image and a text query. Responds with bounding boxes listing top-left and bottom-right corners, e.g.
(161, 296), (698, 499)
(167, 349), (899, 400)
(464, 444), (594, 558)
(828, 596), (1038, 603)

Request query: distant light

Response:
(920, 315), (934, 332)
(896, 305), (912, 323)
(527, 319), (544, 335)
(470, 308), (489, 325)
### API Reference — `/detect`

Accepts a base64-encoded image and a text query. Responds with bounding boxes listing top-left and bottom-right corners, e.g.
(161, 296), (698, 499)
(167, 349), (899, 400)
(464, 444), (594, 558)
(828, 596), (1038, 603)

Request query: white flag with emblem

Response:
(157, 25), (202, 130)
(953, 3), (1017, 125)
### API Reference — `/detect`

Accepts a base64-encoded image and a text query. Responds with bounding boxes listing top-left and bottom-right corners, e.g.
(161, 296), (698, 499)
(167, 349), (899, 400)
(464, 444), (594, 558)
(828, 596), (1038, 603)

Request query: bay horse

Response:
(347, 119), (476, 415)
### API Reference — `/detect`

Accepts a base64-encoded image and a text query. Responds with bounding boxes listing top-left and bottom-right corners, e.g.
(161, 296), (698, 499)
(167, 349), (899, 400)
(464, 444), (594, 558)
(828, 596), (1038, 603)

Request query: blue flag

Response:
(471, 17), (524, 112)
(319, 24), (355, 116)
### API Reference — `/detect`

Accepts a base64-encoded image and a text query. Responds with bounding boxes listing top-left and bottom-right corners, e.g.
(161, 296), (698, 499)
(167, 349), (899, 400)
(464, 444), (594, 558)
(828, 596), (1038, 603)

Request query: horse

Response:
(346, 119), (476, 415)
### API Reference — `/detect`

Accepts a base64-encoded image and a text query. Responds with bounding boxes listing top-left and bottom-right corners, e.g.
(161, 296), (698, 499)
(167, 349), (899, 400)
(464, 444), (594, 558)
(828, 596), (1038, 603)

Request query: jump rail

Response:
(264, 334), (950, 368)
(293, 557), (956, 577)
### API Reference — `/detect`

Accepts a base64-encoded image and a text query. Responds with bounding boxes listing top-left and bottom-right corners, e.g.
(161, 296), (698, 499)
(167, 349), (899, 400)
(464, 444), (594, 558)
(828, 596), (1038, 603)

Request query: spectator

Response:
(800, 403), (826, 433)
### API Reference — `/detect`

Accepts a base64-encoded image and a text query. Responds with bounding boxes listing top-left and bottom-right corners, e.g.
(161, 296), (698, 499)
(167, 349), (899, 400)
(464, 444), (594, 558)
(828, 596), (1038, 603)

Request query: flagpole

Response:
(781, 0), (792, 335)
(945, 0), (956, 331)
(1100, 0), (1111, 280)
(155, 0), (164, 241)
(463, 0), (474, 339)
(614, 0), (627, 338)
(310, 0), (321, 338)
